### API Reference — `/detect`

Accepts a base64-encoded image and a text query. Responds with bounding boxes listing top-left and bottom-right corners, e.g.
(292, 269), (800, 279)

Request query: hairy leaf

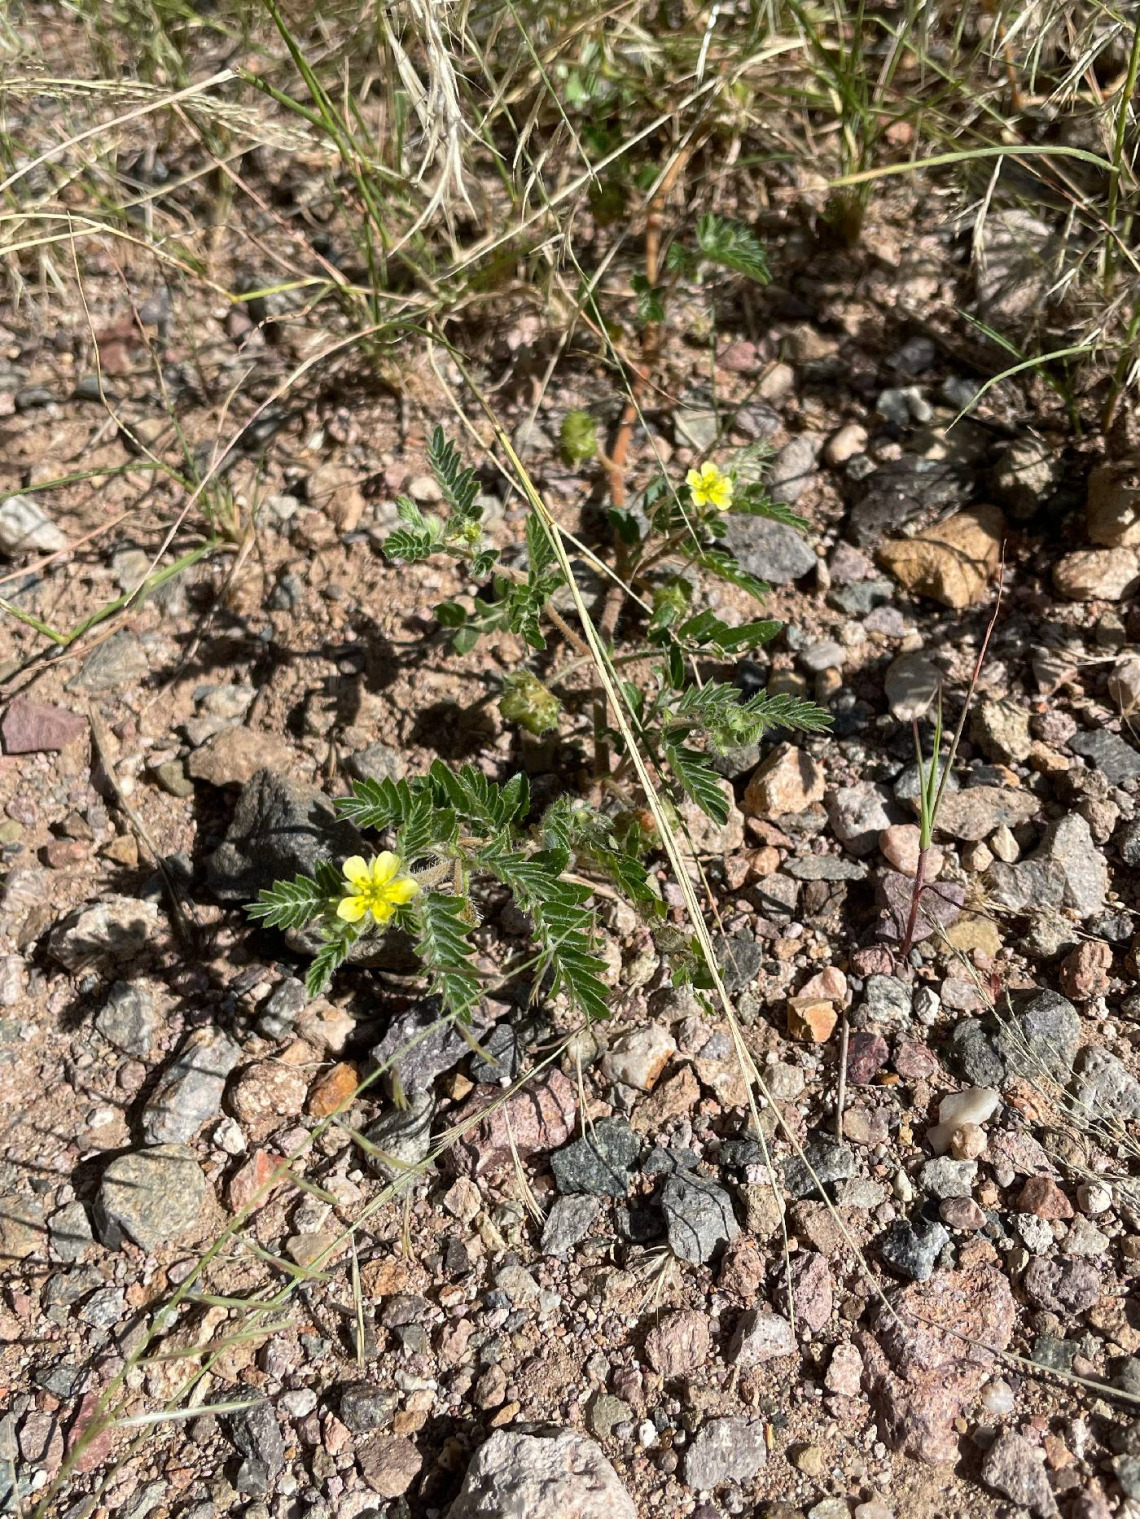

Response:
(306, 922), (358, 997)
(428, 425), (481, 522)
(335, 776), (413, 831)
(696, 214), (770, 284)
(415, 890), (482, 1022)
(662, 740), (730, 823)
(247, 872), (330, 930)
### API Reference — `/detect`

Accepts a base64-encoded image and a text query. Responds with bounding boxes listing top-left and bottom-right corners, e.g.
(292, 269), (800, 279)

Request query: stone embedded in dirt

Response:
(848, 456), (970, 547)
(883, 649), (940, 722)
(306, 460), (365, 532)
(49, 1200), (94, 1263)
(827, 782), (895, 857)
(783, 854), (866, 880)
(0, 1195), (45, 1262)
(876, 870), (964, 943)
(95, 980), (157, 1056)
(226, 1398), (285, 1497)
(980, 1429), (1060, 1517)
(49, 895), (161, 973)
(207, 768), (365, 903)
(847, 1031), (889, 1084)
(991, 436), (1060, 520)
(860, 1263), (1015, 1463)
(714, 934), (766, 993)
(975, 208), (1055, 332)
(743, 743), (825, 817)
(230, 1057), (309, 1133)
(601, 1025), (677, 1092)
(926, 1086), (999, 1154)
(363, 1090), (436, 1183)
(358, 1432), (422, 1499)
(371, 998), (484, 1100)
(787, 996), (838, 1043)
(0, 700), (86, 754)
(661, 1173), (738, 1264)
(1070, 1045), (1140, 1122)
(95, 1144), (209, 1249)
(0, 493), (67, 555)
(1070, 726), (1140, 785)
(1087, 457), (1140, 547)
(66, 630), (149, 694)
(141, 1026), (241, 1144)
(971, 699), (1032, 764)
(1053, 546), (1140, 601)
(187, 726), (296, 788)
(338, 1383), (398, 1435)
(1002, 989), (1082, 1082)
(541, 1195), (599, 1257)
(931, 784), (1038, 841)
(940, 1197), (985, 1230)
(307, 1060), (360, 1117)
(777, 1249), (833, 1333)
(449, 1428), (638, 1519)
(454, 1069), (576, 1178)
(729, 1308), (797, 1368)
(552, 1118), (640, 1197)
(1022, 1257), (1101, 1314)
(783, 1140), (854, 1200)
(768, 432), (822, 505)
(1017, 1176), (1073, 1220)
(878, 823), (940, 878)
(920, 1158), (977, 1200)
(861, 974), (911, 1027)
(1059, 940), (1113, 1000)
(644, 1308), (711, 1380)
(880, 1217), (949, 1280)
(719, 511), (816, 586)
(683, 1416), (767, 1491)
(878, 505), (1004, 609)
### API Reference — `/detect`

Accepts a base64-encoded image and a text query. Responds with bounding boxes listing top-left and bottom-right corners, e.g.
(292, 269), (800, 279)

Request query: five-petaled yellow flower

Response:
(337, 852), (419, 925)
(686, 461), (734, 511)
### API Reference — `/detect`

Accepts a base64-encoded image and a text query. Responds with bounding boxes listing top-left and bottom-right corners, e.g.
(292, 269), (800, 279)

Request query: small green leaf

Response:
(306, 921), (358, 997)
(414, 890), (482, 1023)
(696, 548), (771, 604)
(696, 214), (770, 284)
(631, 272), (666, 323)
(247, 873), (330, 930)
(428, 426), (481, 522)
(663, 740), (729, 823)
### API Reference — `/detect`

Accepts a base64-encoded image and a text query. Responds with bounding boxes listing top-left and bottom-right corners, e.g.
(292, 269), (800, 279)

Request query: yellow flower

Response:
(686, 461), (734, 511)
(336, 852), (419, 925)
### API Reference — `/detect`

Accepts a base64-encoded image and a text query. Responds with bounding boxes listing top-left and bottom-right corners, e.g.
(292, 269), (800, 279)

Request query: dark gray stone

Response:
(683, 1415), (766, 1490)
(848, 457), (970, 547)
(661, 1174), (738, 1264)
(717, 514), (816, 585)
(714, 935), (766, 993)
(141, 1026), (241, 1144)
(362, 1091), (436, 1184)
(1000, 989), (1081, 1083)
(879, 1217), (949, 1281)
(338, 1382), (398, 1435)
(541, 1195), (600, 1257)
(225, 1398), (285, 1497)
(782, 1141), (854, 1200)
(95, 980), (157, 1056)
(551, 1119), (640, 1197)
(206, 769), (364, 903)
(95, 1144), (208, 1250)
(66, 631), (149, 694)
(1070, 728), (1140, 786)
(371, 998), (485, 1100)
(783, 855), (867, 881)
(469, 1021), (521, 1084)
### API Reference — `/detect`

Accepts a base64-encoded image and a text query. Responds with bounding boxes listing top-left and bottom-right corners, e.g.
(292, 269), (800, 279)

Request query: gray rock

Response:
(363, 1090), (436, 1184)
(345, 741), (406, 785)
(975, 208), (1056, 335)
(449, 1428), (638, 1519)
(66, 631), (149, 693)
(991, 437), (1060, 521)
(0, 1195), (44, 1261)
(727, 1309), (796, 1366)
(0, 494), (66, 556)
(920, 1158), (978, 1200)
(95, 1144), (209, 1250)
(1022, 1256), (1102, 1314)
(551, 1119), (639, 1197)
(256, 976), (306, 1039)
(884, 650), (941, 721)
(862, 974), (912, 1027)
(661, 1173), (738, 1264)
(470, 1021), (521, 1084)
(49, 896), (161, 973)
(876, 869), (964, 943)
(371, 998), (486, 1100)
(768, 433), (821, 506)
(1070, 1045), (1140, 1121)
(848, 457), (969, 546)
(49, 1201), (94, 1263)
(948, 1019), (1006, 1088)
(206, 768), (364, 903)
(718, 514), (816, 585)
(541, 1195), (600, 1257)
(714, 935), (766, 992)
(801, 639), (845, 673)
(827, 782), (895, 856)
(879, 1217), (949, 1280)
(782, 1141), (854, 1200)
(980, 1429), (1059, 1517)
(338, 1383), (398, 1435)
(141, 1026), (240, 1144)
(783, 854), (867, 880)
(225, 1398), (285, 1498)
(933, 784), (1038, 841)
(1000, 990), (1081, 1083)
(1070, 728), (1140, 786)
(829, 578), (894, 616)
(683, 1416), (766, 1491)
(95, 980), (157, 1056)
(987, 814), (1107, 921)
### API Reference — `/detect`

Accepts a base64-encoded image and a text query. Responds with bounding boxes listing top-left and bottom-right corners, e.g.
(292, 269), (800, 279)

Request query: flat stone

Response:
(0, 494), (66, 555)
(141, 1026), (241, 1144)
(362, 1091), (436, 1184)
(743, 744), (825, 817)
(934, 785), (1038, 841)
(849, 457), (970, 547)
(49, 895), (161, 973)
(1053, 547), (1140, 601)
(879, 506), (1004, 609)
(0, 1195), (44, 1261)
(358, 1433), (421, 1499)
(683, 1416), (766, 1491)
(552, 1119), (640, 1197)
(644, 1308), (711, 1379)
(714, 935), (766, 993)
(1070, 1045), (1140, 1121)
(66, 631), (149, 694)
(661, 1173), (738, 1264)
(783, 1141), (854, 1200)
(1070, 728), (1140, 786)
(980, 1429), (1059, 1517)
(187, 727), (296, 788)
(449, 1428), (638, 1519)
(0, 701), (86, 754)
(541, 1195), (600, 1257)
(371, 998), (484, 1101)
(95, 980), (157, 1056)
(784, 854), (867, 880)
(720, 514), (816, 585)
(884, 651), (940, 721)
(827, 782), (895, 856)
(95, 1144), (209, 1250)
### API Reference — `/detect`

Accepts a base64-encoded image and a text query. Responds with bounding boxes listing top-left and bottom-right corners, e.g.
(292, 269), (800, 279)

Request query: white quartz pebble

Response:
(926, 1086), (1000, 1155)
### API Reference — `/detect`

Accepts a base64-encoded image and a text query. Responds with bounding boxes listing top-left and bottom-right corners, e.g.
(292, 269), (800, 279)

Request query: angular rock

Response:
(0, 1196), (44, 1262)
(601, 1025), (676, 1092)
(187, 727), (296, 788)
(743, 744), (825, 817)
(449, 1428), (638, 1519)
(1000, 989), (1081, 1083)
(933, 785), (1038, 842)
(141, 1026), (241, 1144)
(972, 699), (1032, 764)
(371, 997), (485, 1100)
(95, 980), (157, 1056)
(860, 1263), (1015, 1462)
(884, 651), (940, 721)
(683, 1416), (766, 1491)
(879, 1218), (949, 1280)
(661, 1173), (738, 1264)
(849, 457), (970, 547)
(358, 1432), (421, 1499)
(992, 437), (1060, 520)
(552, 1119), (640, 1197)
(1087, 458), (1140, 548)
(782, 1141), (854, 1200)
(66, 631), (149, 694)
(1022, 1257), (1101, 1314)
(878, 506), (1004, 609)
(981, 1430), (1058, 1517)
(777, 1250), (833, 1333)
(541, 1195), (599, 1257)
(1070, 727), (1140, 786)
(719, 514), (816, 585)
(1070, 1044), (1140, 1121)
(225, 1399), (285, 1497)
(49, 896), (161, 973)
(0, 494), (67, 555)
(827, 782), (895, 857)
(975, 209), (1056, 334)
(0, 700), (86, 754)
(453, 1070), (576, 1178)
(644, 1309), (711, 1380)
(1053, 547), (1140, 602)
(95, 1144), (209, 1249)
(730, 1316), (797, 1375)
(362, 1091), (436, 1184)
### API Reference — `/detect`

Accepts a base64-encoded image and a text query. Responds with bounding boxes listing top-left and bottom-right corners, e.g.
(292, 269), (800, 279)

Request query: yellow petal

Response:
(370, 899), (396, 924)
(370, 851), (402, 887)
(685, 467), (702, 490)
(382, 875), (419, 907)
(342, 856), (370, 889)
(337, 894), (368, 922)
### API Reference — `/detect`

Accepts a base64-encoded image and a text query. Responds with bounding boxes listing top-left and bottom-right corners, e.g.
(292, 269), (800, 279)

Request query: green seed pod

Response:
(559, 410), (598, 467)
(499, 671), (562, 736)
